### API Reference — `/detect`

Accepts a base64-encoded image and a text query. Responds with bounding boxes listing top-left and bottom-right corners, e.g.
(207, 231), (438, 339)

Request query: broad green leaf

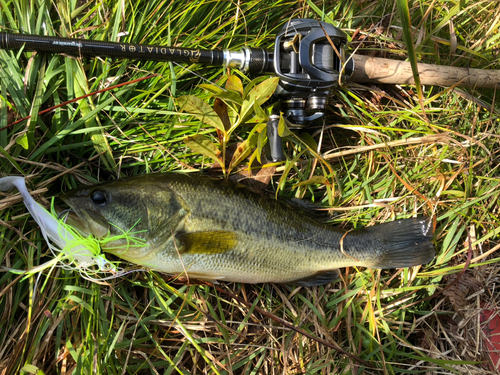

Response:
(248, 121), (269, 165)
(300, 132), (318, 151)
(227, 103), (239, 127)
(15, 133), (29, 150)
(248, 148), (260, 168)
(252, 121), (268, 134)
(277, 115), (292, 137)
(229, 132), (259, 172)
(243, 76), (268, 98)
(213, 90), (244, 106)
(245, 77), (279, 105)
(235, 99), (254, 128)
(199, 84), (224, 95)
(226, 75), (244, 96)
(184, 134), (222, 165)
(177, 95), (225, 132)
(253, 101), (267, 121)
(256, 127), (267, 164)
(213, 98), (231, 131)
(200, 82), (243, 107)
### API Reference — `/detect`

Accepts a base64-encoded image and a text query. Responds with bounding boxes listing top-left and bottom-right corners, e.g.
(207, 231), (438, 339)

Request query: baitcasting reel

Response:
(266, 19), (352, 161)
(221, 19), (353, 160)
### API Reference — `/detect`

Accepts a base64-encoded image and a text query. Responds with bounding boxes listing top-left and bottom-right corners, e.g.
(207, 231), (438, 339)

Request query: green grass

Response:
(1, 0), (500, 374)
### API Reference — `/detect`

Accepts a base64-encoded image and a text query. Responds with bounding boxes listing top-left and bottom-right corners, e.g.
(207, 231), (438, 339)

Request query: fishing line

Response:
(57, 208), (74, 220)
(172, 61), (224, 89)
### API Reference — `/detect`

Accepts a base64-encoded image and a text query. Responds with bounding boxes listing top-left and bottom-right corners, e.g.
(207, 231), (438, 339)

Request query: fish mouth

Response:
(56, 208), (91, 237)
(59, 196), (111, 239)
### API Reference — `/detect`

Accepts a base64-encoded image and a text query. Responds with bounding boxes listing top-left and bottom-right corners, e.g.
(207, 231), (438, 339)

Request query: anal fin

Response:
(286, 269), (340, 287)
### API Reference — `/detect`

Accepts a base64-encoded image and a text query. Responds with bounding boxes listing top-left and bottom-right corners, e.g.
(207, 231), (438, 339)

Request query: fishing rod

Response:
(2, 19), (499, 161)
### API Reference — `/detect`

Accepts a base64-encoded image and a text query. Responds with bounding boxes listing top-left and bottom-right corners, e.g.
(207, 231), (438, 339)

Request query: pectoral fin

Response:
(176, 231), (238, 254)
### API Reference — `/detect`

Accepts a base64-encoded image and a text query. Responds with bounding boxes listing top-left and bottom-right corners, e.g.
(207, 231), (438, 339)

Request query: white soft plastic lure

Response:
(0, 176), (121, 280)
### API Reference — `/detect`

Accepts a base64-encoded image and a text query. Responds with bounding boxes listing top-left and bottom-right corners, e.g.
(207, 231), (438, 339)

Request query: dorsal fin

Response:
(281, 197), (333, 223)
(176, 231), (238, 254)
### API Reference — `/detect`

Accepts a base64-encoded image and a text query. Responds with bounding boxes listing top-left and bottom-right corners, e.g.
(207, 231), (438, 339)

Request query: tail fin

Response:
(365, 217), (435, 269)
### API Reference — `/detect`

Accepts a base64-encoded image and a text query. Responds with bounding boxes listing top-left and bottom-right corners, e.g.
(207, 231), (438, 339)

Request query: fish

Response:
(60, 173), (435, 286)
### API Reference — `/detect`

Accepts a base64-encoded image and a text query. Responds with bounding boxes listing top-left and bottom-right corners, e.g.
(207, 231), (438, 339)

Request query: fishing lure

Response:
(0, 176), (143, 281)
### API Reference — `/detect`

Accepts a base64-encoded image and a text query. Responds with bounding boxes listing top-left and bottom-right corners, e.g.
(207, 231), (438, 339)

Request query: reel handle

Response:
(266, 114), (286, 162)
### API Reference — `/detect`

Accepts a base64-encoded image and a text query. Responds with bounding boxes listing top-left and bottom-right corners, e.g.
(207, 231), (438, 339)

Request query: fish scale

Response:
(61, 173), (435, 285)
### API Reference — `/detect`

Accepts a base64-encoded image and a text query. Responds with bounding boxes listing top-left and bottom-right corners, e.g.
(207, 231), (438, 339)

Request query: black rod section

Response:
(0, 32), (224, 65)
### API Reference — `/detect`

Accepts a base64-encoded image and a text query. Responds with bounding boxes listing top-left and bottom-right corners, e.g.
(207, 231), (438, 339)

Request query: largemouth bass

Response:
(61, 173), (434, 286)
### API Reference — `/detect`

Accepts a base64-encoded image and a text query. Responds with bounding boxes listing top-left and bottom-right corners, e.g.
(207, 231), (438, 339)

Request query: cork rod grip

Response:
(349, 54), (500, 89)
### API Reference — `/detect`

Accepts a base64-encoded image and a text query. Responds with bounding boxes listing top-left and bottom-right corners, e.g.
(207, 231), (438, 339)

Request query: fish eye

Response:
(90, 190), (107, 205)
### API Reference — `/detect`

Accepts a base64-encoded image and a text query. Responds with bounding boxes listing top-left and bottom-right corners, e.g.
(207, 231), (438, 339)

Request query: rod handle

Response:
(349, 54), (500, 89)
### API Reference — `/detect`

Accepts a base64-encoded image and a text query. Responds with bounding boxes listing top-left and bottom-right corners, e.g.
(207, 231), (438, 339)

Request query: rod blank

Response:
(0, 32), (224, 65)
